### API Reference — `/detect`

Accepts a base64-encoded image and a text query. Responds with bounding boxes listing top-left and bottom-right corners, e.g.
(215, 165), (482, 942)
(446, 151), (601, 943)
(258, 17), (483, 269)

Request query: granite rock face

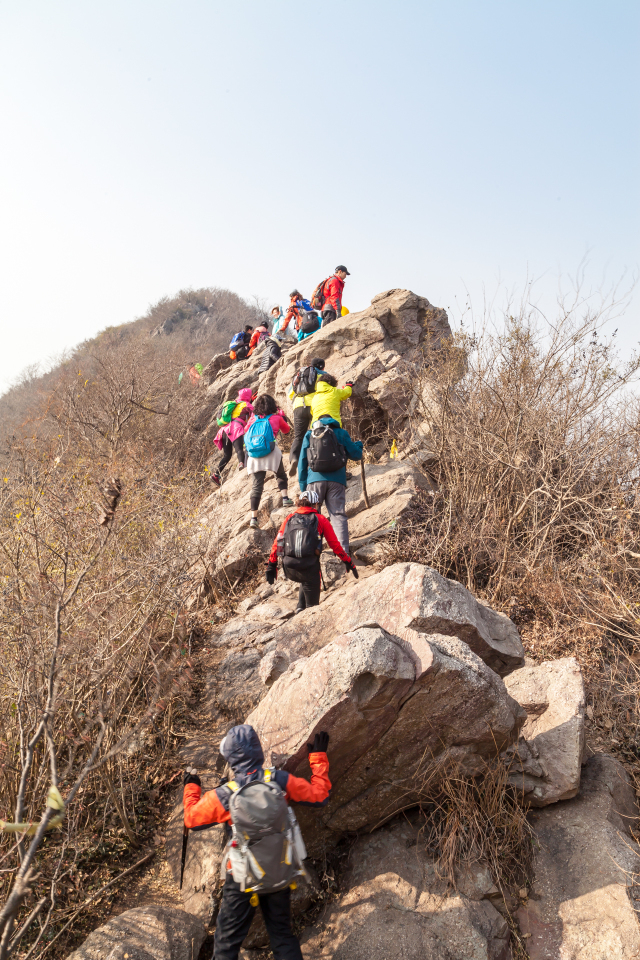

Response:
(504, 657), (586, 806)
(66, 905), (206, 960)
(300, 818), (512, 960)
(247, 625), (525, 854)
(517, 755), (640, 959)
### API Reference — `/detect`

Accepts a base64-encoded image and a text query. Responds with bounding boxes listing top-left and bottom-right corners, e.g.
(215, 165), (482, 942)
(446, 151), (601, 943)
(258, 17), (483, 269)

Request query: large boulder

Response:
(247, 625), (525, 854)
(66, 904), (206, 960)
(503, 657), (586, 806)
(300, 817), (511, 960)
(517, 755), (640, 958)
(255, 562), (525, 687)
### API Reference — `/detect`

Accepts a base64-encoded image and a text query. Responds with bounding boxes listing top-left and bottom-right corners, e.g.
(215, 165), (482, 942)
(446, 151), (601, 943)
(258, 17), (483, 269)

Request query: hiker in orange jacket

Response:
(183, 723), (330, 960)
(266, 490), (358, 614)
(321, 266), (350, 326)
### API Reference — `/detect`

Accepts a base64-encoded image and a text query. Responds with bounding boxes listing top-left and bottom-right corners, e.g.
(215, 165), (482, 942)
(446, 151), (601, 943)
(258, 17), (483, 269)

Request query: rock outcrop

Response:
(517, 755), (640, 959)
(300, 817), (511, 960)
(504, 657), (586, 806)
(66, 904), (206, 960)
(247, 625), (525, 854)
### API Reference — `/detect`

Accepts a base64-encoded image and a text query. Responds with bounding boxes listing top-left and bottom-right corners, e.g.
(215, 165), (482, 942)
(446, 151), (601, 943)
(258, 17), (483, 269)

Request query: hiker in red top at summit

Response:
(321, 266), (350, 326)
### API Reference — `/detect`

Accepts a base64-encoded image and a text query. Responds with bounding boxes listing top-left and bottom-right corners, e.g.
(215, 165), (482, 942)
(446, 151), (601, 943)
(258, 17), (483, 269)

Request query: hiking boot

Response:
(249, 517), (259, 529)
(345, 471), (353, 481)
(211, 473), (222, 487)
(293, 607), (304, 616)
(288, 459), (298, 477)
(282, 496), (294, 508)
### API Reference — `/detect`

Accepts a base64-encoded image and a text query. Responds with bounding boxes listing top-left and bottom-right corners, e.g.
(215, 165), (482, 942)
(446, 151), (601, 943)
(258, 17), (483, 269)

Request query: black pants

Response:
(249, 459), (288, 511)
(322, 307), (337, 326)
(297, 575), (321, 611)
(214, 876), (302, 960)
(289, 406), (312, 465)
(217, 435), (245, 475)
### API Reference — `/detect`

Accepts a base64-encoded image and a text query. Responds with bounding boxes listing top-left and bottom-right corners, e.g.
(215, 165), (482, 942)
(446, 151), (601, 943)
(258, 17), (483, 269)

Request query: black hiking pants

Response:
(289, 406), (312, 466)
(297, 574), (321, 611)
(249, 459), (288, 511)
(213, 876), (302, 960)
(321, 307), (337, 326)
(217, 435), (245, 475)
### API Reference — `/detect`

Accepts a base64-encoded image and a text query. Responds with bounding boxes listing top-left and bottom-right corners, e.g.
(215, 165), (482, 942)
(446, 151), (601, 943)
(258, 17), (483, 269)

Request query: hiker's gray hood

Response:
(220, 724), (265, 773)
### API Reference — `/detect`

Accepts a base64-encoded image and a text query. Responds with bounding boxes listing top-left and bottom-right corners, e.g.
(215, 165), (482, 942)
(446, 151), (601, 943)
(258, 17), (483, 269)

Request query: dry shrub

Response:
(416, 759), (534, 897)
(0, 428), (213, 957)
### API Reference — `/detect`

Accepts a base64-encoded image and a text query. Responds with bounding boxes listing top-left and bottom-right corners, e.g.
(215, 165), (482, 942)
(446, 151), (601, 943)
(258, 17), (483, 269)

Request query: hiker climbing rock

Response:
(245, 394), (293, 528)
(303, 370), (353, 427)
(211, 388), (255, 487)
(247, 321), (270, 356)
(183, 724), (330, 960)
(298, 415), (363, 554)
(229, 326), (254, 361)
(266, 490), (358, 615)
(287, 357), (325, 477)
(258, 335), (283, 373)
(310, 266), (350, 326)
(279, 290), (311, 337)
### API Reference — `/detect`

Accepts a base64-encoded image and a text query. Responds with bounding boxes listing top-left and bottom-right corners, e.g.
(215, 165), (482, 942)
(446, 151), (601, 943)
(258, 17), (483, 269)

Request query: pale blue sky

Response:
(1, 0), (638, 390)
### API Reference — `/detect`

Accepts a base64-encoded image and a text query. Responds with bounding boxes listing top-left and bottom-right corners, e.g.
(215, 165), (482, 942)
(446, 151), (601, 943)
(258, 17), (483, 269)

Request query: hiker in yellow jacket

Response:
(304, 372), (353, 427)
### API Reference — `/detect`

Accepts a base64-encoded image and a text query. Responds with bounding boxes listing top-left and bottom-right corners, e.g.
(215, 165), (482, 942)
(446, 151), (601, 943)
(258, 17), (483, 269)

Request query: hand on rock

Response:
(307, 731), (330, 755)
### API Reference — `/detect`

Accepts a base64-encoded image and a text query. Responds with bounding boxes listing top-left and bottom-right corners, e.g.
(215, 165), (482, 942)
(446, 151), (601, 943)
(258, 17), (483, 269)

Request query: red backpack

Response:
(310, 276), (332, 312)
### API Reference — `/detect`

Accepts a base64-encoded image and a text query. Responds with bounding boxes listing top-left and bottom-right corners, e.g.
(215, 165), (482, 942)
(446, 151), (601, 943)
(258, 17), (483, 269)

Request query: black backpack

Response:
(299, 311), (320, 335)
(292, 366), (318, 397)
(283, 512), (322, 559)
(308, 423), (347, 473)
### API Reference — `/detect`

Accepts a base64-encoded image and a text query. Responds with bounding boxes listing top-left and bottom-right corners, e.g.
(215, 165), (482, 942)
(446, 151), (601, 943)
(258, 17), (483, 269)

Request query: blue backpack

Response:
(229, 331), (246, 350)
(244, 416), (275, 459)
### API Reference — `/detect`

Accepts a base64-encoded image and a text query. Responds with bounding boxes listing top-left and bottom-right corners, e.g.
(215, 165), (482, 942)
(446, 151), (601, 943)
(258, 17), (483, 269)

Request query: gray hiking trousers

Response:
(307, 480), (349, 554)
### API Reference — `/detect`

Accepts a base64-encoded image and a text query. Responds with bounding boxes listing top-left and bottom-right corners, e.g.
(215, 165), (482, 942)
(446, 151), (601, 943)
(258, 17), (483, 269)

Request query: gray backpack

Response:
(220, 768), (307, 893)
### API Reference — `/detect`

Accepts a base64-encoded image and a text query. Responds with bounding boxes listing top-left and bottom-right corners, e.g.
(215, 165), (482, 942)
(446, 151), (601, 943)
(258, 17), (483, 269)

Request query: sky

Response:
(0, 0), (638, 391)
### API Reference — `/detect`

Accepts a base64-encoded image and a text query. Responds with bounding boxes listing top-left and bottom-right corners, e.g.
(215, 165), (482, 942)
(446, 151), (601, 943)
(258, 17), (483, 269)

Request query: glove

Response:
(183, 767), (201, 787)
(344, 558), (359, 579)
(345, 381), (354, 388)
(266, 561), (278, 585)
(307, 731), (330, 755)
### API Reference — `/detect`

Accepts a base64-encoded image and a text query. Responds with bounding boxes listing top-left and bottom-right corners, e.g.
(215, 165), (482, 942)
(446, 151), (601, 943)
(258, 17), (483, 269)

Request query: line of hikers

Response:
(228, 265), (351, 363)
(185, 269), (358, 959)
(212, 354), (361, 615)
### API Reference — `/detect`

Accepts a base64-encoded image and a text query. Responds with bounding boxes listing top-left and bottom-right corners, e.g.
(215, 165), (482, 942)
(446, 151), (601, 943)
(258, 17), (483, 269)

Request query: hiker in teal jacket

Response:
(298, 416), (363, 554)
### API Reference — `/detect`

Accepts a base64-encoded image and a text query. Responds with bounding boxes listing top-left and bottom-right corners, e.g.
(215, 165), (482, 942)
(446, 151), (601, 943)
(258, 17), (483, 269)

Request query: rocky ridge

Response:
(70, 290), (640, 960)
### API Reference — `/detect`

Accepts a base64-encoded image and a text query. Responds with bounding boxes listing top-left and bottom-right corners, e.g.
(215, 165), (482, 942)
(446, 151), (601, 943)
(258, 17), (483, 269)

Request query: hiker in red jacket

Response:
(247, 322), (270, 356)
(321, 266), (350, 326)
(184, 723), (330, 960)
(266, 490), (358, 614)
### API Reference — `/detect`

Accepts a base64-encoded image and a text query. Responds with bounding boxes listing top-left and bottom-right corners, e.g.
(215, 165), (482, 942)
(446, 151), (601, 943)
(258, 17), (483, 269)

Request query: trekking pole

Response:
(179, 825), (189, 889)
(360, 456), (371, 510)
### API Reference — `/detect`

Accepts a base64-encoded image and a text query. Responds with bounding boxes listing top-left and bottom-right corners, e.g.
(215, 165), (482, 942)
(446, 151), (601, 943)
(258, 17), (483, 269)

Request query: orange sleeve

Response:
(284, 752), (331, 806)
(183, 784), (231, 828)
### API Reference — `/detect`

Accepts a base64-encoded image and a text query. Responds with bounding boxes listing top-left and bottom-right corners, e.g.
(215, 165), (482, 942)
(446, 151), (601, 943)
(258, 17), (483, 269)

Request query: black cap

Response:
(335, 265), (350, 275)
(311, 357), (326, 369)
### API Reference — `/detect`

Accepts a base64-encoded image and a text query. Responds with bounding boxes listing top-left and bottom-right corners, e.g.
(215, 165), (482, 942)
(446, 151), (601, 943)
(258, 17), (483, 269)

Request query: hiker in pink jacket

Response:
(212, 388), (254, 487)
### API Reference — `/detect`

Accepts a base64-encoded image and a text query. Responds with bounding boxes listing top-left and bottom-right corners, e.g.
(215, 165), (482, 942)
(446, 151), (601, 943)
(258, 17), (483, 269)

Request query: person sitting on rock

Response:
(245, 394), (293, 529)
(183, 723), (330, 960)
(287, 357), (325, 477)
(211, 388), (255, 487)
(298, 416), (363, 555)
(266, 490), (358, 614)
(303, 371), (353, 428)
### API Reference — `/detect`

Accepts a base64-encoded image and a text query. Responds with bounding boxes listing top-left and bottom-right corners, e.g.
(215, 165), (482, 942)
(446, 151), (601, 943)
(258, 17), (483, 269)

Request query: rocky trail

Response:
(68, 291), (640, 960)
